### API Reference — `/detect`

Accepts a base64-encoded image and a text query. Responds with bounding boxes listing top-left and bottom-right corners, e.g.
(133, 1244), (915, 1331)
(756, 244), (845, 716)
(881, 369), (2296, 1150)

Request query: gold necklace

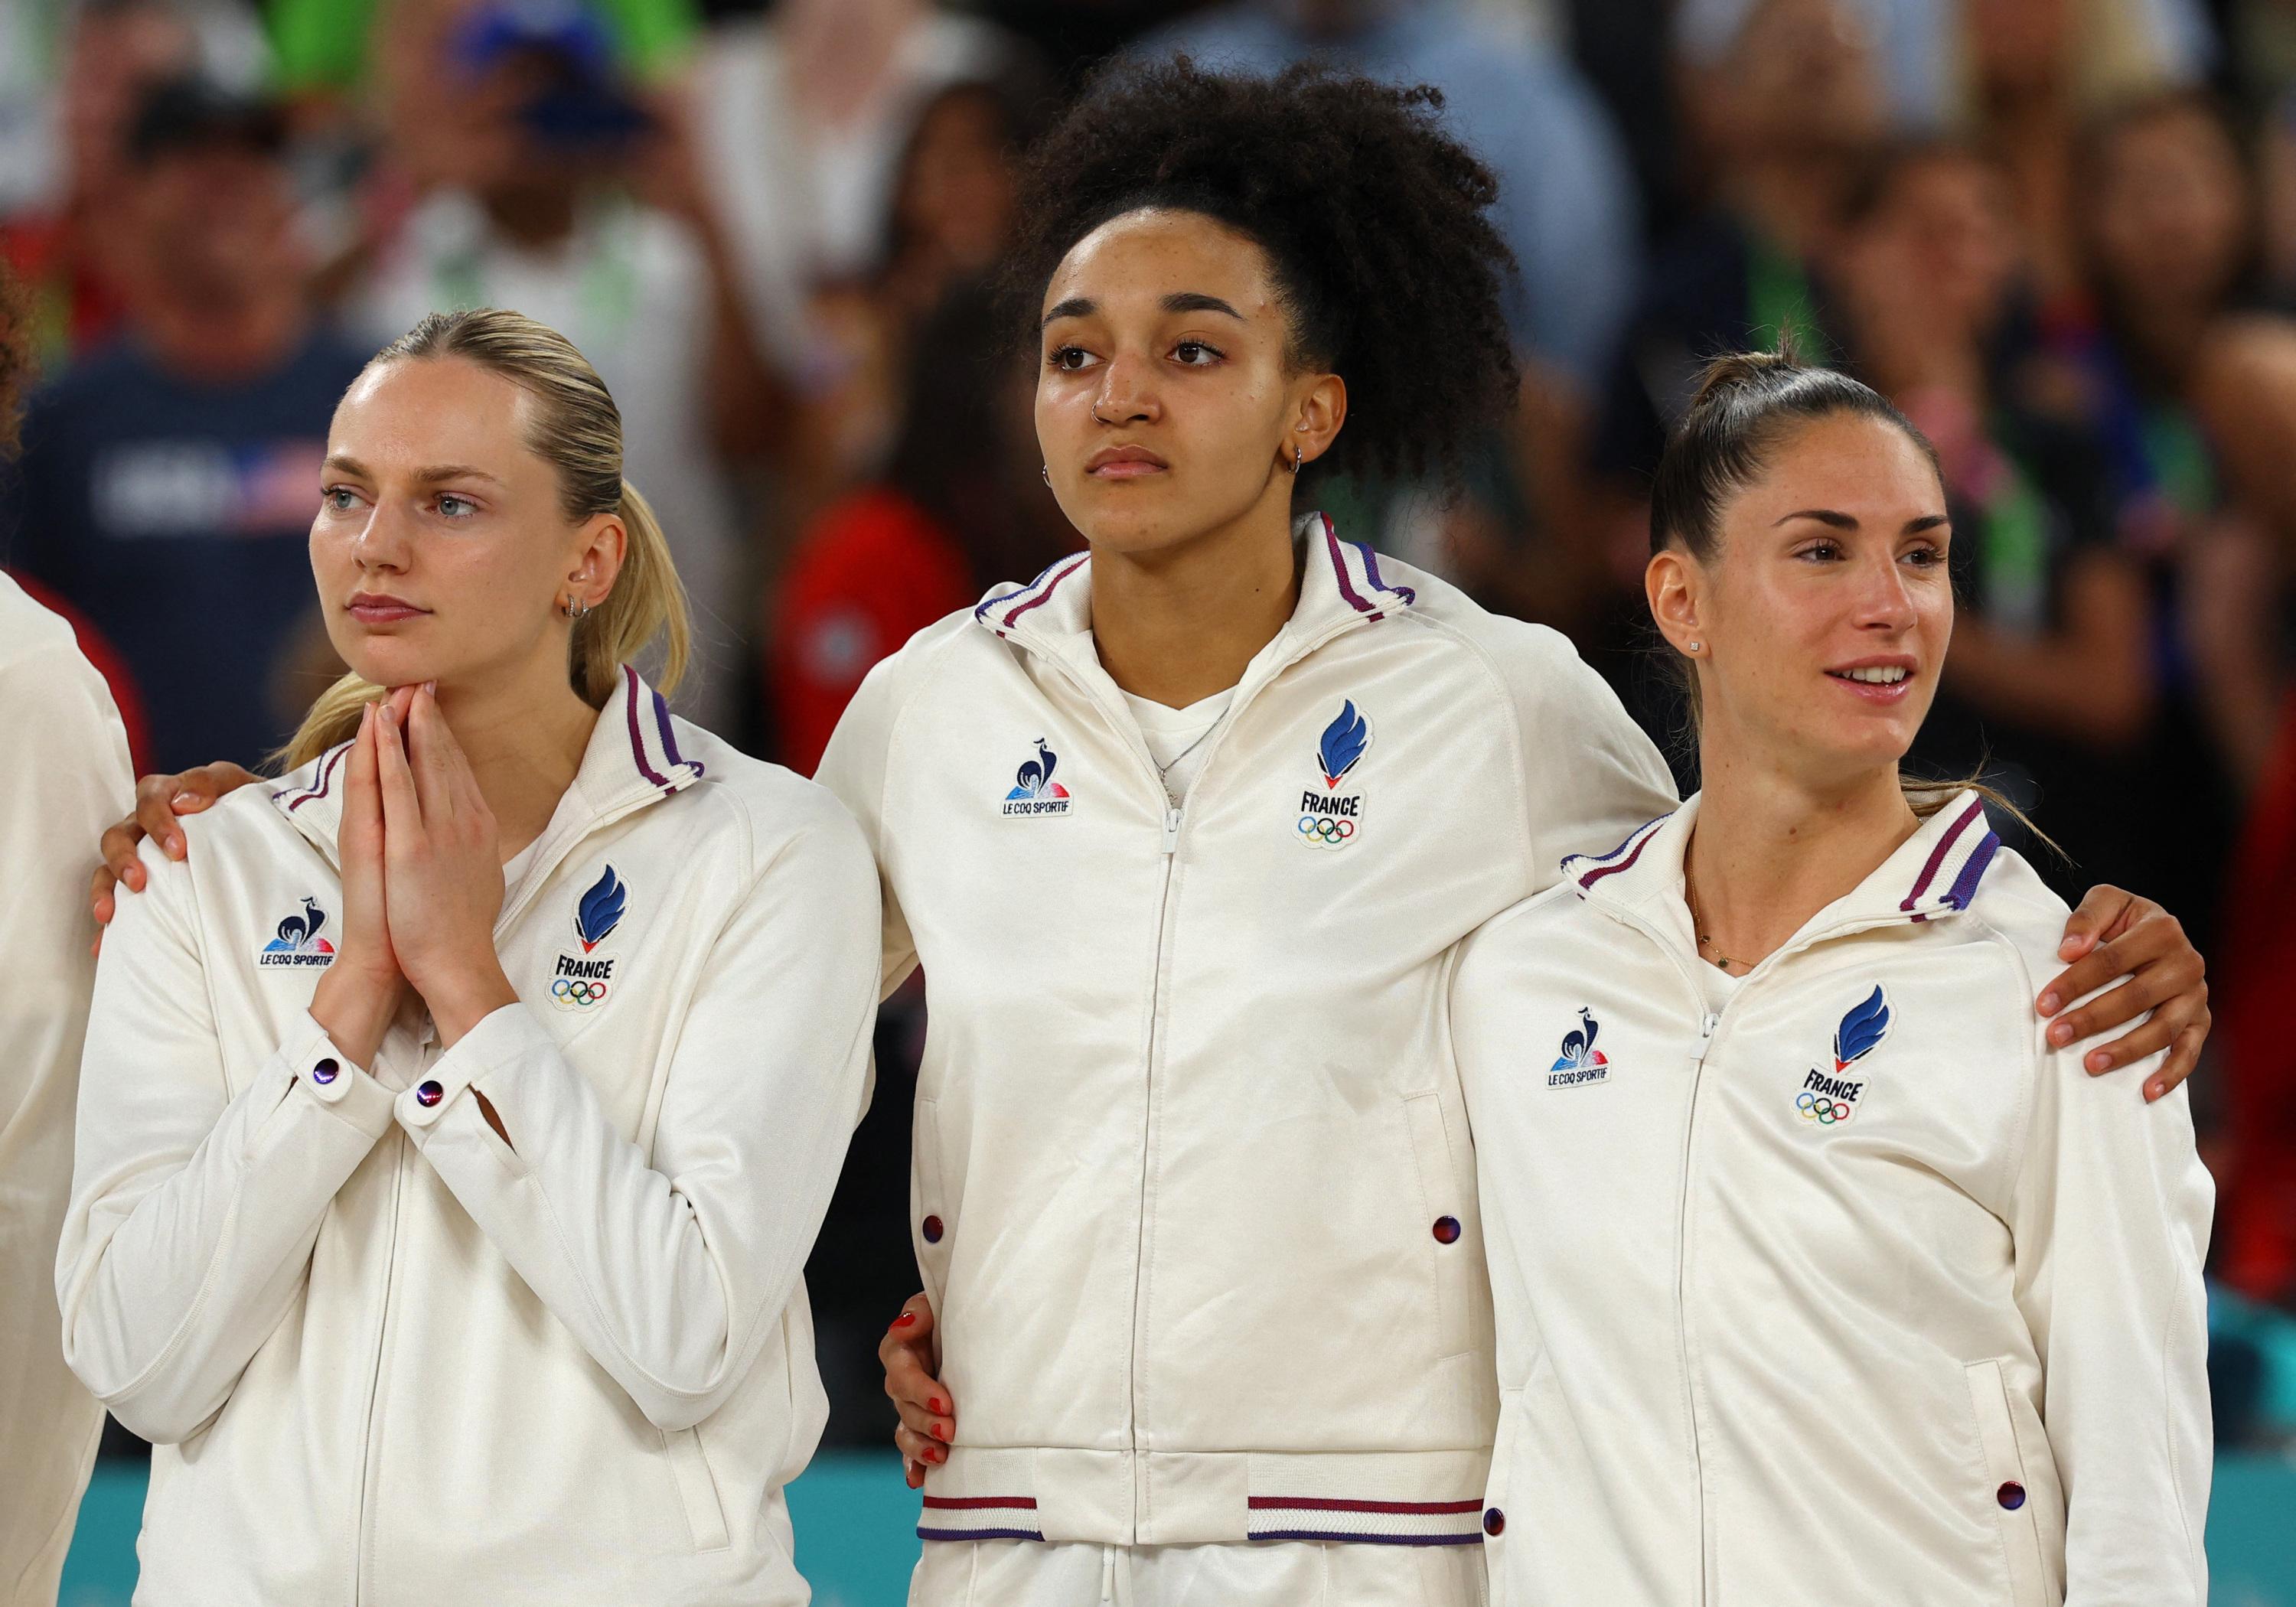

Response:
(1684, 876), (1753, 973)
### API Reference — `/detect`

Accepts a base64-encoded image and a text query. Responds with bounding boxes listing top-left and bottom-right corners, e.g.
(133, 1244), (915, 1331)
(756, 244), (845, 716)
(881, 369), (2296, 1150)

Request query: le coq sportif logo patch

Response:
(258, 896), (335, 967)
(1000, 737), (1072, 818)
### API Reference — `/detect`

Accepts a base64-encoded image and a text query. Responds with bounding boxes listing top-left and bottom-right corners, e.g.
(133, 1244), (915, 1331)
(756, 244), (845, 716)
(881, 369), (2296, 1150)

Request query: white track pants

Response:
(908, 1539), (1489, 1606)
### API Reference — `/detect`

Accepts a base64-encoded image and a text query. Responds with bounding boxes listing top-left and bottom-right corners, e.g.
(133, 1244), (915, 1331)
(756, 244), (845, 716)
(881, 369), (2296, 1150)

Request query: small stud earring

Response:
(1688, 641), (1701, 653)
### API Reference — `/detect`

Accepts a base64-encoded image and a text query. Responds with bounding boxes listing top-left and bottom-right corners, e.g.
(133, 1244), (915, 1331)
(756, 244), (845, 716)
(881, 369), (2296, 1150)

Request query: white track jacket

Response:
(0, 578), (130, 1606)
(816, 514), (1678, 1549)
(57, 669), (880, 1606)
(1452, 792), (2213, 1605)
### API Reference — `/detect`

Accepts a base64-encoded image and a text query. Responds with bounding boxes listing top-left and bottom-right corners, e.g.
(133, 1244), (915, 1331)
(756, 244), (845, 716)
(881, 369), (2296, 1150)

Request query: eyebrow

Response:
(1039, 292), (1247, 329)
(1773, 509), (1950, 533)
(321, 455), (504, 487)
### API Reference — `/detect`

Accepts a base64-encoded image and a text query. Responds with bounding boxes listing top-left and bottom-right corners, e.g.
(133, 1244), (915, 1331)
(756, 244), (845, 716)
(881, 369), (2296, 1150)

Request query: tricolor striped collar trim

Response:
(974, 552), (1091, 639)
(615, 664), (705, 797)
(1562, 813), (1674, 894)
(915, 1495), (1042, 1543)
(1564, 790), (2005, 931)
(967, 513), (1420, 647)
(1313, 511), (1418, 621)
(1898, 794), (2001, 921)
(267, 666), (703, 848)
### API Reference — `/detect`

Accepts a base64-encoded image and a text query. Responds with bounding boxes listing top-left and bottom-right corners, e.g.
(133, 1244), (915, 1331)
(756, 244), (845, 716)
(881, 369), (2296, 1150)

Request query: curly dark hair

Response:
(0, 258), (30, 458)
(1000, 57), (1519, 487)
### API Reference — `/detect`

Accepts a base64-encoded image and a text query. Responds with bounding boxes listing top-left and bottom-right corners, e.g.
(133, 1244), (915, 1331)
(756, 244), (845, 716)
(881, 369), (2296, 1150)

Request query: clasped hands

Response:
(308, 683), (517, 1071)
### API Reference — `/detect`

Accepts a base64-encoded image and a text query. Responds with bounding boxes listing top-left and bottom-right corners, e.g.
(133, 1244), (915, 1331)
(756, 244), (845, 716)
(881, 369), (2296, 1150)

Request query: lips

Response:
(1825, 658), (1918, 703)
(1086, 445), (1169, 478)
(347, 594), (427, 624)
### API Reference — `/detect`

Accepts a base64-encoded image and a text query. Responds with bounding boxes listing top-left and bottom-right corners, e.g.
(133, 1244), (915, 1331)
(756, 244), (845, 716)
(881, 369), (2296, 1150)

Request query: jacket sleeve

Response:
(0, 623), (129, 1546)
(396, 800), (881, 1432)
(56, 839), (399, 1444)
(2007, 1017), (2214, 1604)
(815, 645), (920, 998)
(1495, 624), (1679, 895)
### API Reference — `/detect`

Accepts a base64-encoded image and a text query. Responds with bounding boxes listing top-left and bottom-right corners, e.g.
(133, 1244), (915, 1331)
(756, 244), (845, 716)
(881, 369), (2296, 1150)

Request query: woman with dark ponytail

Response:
(1453, 348), (2212, 1603)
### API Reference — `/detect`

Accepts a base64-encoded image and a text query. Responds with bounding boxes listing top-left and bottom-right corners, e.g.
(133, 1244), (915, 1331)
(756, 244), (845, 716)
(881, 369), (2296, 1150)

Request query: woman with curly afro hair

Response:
(823, 54), (2212, 1605)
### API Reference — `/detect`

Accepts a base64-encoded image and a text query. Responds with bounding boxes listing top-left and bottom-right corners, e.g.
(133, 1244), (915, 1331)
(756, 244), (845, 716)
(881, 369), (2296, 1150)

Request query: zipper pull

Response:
(1691, 1012), (1719, 1071)
(1163, 805), (1182, 854)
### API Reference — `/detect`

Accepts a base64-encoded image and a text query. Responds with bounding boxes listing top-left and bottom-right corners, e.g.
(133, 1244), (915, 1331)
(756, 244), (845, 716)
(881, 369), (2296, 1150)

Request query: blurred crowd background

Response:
(8, 0), (2296, 1511)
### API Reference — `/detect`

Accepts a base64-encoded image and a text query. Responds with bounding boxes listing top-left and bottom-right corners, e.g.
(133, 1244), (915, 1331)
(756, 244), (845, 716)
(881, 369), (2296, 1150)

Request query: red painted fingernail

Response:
(891, 1312), (916, 1329)
(931, 1421), (950, 1442)
(928, 1397), (947, 1414)
(927, 1446), (944, 1463)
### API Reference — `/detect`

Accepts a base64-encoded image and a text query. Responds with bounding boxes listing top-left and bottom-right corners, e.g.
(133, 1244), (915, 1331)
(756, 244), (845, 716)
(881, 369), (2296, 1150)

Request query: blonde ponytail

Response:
(280, 309), (693, 771)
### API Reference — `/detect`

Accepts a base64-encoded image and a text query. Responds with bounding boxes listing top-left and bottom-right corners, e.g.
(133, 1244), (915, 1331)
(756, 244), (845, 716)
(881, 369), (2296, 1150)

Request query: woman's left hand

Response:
(376, 685), (516, 1048)
(2039, 886), (2210, 1102)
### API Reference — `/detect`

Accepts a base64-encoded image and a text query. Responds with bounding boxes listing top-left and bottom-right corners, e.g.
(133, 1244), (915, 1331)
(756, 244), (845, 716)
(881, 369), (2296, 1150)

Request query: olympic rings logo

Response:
(1296, 815), (1355, 846)
(1795, 1090), (1853, 1124)
(552, 977), (609, 1007)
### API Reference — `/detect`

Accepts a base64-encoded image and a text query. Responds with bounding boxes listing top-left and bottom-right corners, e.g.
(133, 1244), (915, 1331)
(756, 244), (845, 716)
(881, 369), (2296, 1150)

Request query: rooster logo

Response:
(1316, 701), (1371, 790)
(1006, 738), (1068, 800)
(1550, 1007), (1608, 1073)
(259, 896), (335, 965)
(576, 865), (627, 953)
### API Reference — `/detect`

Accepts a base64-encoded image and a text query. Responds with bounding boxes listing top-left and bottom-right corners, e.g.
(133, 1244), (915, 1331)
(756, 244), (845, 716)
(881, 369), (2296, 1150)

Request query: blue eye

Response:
(437, 494), (477, 519)
(322, 487), (358, 512)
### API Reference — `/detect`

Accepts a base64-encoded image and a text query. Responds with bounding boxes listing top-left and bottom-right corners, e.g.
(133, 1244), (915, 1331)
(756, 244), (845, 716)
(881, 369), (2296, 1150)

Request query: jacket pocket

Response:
(915, 1097), (951, 1301)
(1962, 1360), (2049, 1607)
(1403, 1091), (1474, 1359)
(1482, 1384), (1525, 1607)
(662, 1426), (731, 1552)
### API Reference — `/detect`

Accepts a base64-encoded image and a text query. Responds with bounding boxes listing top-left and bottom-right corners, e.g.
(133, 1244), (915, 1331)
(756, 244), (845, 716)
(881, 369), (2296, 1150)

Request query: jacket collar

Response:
(969, 511), (1419, 660)
(268, 665), (705, 866)
(1562, 787), (2004, 948)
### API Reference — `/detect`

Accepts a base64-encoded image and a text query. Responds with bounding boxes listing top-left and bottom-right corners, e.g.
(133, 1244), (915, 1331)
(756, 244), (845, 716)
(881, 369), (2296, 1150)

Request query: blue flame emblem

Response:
(1831, 986), (1890, 1071)
(1316, 700), (1371, 790)
(576, 865), (628, 953)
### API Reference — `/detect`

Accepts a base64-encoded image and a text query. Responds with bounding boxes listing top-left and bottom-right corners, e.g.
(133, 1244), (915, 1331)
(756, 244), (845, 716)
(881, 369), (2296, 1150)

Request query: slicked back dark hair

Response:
(1649, 345), (1939, 561)
(1001, 57), (1519, 488)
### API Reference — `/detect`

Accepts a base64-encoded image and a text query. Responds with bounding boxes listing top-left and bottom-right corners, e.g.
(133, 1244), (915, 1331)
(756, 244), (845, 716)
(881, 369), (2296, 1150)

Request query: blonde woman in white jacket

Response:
(56, 309), (880, 1606)
(1452, 351), (2213, 1605)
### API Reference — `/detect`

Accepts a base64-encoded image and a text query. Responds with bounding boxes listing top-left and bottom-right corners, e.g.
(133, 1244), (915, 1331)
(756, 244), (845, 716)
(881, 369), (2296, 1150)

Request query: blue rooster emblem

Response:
(576, 865), (628, 953)
(1316, 701), (1372, 790)
(261, 896), (331, 955)
(1006, 738), (1068, 800)
(1550, 1006), (1609, 1072)
(1832, 986), (1891, 1071)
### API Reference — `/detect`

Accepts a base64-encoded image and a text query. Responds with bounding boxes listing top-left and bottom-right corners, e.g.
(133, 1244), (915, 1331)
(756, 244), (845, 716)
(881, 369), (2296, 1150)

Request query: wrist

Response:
(310, 964), (400, 1069)
(427, 962), (519, 1050)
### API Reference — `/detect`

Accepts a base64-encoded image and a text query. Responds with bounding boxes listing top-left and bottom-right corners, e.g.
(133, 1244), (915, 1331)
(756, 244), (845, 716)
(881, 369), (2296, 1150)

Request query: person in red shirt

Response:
(772, 278), (1074, 774)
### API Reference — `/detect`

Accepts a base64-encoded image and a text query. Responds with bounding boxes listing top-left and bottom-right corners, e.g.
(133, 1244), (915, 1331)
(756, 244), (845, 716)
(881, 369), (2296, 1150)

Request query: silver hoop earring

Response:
(566, 596), (591, 622)
(1041, 464), (1050, 487)
(1291, 444), (1303, 475)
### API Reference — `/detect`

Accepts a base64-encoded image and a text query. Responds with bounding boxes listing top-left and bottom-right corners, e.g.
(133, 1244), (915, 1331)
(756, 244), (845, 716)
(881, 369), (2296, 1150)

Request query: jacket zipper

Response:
(352, 1120), (410, 1605)
(1006, 614), (1368, 1537)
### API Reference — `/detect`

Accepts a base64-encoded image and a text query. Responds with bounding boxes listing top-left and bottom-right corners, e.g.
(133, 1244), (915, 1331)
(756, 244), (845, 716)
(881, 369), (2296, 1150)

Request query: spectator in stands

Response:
(1126, 0), (1638, 401)
(771, 277), (1073, 777)
(1, 0), (206, 368)
(0, 78), (371, 773)
(357, 0), (777, 738)
(1828, 140), (2156, 896)
(689, 0), (1019, 374)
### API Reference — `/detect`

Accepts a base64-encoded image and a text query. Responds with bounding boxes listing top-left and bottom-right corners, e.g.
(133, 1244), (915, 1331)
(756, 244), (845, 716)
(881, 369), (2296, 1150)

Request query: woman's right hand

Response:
(90, 761), (265, 943)
(307, 692), (412, 1068)
(880, 1292), (954, 1489)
